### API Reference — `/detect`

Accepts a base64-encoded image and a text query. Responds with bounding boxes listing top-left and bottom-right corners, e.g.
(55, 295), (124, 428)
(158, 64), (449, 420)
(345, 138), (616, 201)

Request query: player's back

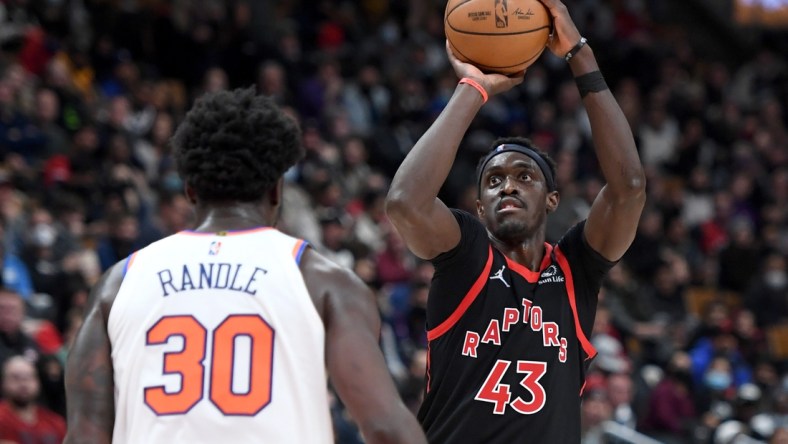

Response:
(108, 227), (332, 443)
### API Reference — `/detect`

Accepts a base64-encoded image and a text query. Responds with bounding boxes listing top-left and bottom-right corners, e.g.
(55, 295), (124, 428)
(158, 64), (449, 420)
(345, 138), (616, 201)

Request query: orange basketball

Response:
(445, 0), (552, 74)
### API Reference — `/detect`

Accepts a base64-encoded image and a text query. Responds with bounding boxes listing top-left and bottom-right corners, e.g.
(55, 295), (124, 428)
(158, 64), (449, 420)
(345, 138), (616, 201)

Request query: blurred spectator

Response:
(0, 288), (39, 366)
(695, 356), (738, 427)
(400, 347), (427, 414)
(745, 252), (788, 327)
(732, 309), (767, 368)
(690, 327), (753, 390)
(581, 374), (613, 444)
(138, 191), (193, 245)
(608, 372), (638, 430)
(0, 227), (33, 301)
(641, 351), (697, 443)
(718, 217), (761, 293)
(603, 263), (668, 363)
(376, 229), (413, 286)
(624, 207), (664, 282)
(33, 87), (69, 157)
(95, 211), (142, 271)
(0, 0), (783, 439)
(639, 99), (680, 168)
(318, 209), (354, 270)
(0, 355), (65, 443)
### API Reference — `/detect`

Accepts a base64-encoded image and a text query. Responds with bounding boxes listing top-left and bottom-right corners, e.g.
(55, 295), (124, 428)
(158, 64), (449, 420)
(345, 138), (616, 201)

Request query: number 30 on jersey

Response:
(144, 314), (274, 416)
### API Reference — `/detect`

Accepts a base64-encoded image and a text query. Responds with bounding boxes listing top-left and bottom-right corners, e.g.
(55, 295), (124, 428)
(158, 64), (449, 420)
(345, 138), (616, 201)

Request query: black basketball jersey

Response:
(417, 210), (615, 443)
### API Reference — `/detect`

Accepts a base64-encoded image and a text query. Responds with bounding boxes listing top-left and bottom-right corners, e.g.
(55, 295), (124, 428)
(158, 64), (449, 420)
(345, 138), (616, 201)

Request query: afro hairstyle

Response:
(172, 87), (303, 203)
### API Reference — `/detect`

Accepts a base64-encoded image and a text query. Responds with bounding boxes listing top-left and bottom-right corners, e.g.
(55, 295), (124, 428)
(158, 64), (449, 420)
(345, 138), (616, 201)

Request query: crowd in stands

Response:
(0, 0), (785, 442)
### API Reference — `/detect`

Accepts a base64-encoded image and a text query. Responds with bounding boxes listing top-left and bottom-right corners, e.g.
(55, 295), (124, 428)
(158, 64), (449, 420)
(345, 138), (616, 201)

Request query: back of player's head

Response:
(172, 87), (303, 203)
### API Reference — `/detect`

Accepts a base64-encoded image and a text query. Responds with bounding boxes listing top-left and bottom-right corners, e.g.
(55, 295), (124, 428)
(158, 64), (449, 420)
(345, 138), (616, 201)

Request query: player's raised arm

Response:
(299, 248), (427, 444)
(64, 263), (124, 444)
(385, 43), (524, 260)
(541, 0), (646, 261)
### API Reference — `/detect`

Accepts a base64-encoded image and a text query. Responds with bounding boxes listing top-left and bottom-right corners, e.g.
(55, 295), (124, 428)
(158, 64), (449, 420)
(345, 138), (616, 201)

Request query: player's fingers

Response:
(507, 73), (525, 87)
(446, 39), (457, 62)
(538, 0), (567, 14)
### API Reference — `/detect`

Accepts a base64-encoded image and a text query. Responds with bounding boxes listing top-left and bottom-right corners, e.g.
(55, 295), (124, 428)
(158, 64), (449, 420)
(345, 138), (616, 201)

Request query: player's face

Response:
(476, 152), (556, 243)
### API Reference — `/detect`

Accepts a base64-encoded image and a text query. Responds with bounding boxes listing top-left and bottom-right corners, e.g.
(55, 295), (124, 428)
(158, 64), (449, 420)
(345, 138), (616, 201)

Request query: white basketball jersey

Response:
(108, 227), (333, 443)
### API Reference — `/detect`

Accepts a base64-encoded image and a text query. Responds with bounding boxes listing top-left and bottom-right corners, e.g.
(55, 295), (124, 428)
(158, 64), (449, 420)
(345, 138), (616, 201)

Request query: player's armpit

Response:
(64, 264), (123, 444)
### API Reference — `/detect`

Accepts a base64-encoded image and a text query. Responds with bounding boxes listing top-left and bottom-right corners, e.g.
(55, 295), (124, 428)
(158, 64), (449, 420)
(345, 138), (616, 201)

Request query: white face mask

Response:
(30, 223), (57, 248)
(765, 270), (787, 289)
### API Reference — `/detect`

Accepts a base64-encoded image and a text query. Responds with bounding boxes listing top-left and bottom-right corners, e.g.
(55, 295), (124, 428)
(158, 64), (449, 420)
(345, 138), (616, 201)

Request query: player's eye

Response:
(489, 176), (501, 186)
(520, 173), (532, 181)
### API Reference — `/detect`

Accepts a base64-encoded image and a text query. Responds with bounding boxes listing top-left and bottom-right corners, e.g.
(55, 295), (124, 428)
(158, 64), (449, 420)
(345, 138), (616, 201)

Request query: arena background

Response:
(0, 0), (786, 442)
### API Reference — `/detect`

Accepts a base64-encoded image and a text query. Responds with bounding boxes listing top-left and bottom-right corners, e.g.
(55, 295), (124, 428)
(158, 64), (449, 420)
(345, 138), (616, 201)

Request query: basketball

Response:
(445, 0), (552, 75)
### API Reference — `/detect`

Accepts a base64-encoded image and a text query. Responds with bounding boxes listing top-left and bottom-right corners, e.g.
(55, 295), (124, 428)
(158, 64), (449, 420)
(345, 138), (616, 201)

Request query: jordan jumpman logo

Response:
(489, 265), (510, 288)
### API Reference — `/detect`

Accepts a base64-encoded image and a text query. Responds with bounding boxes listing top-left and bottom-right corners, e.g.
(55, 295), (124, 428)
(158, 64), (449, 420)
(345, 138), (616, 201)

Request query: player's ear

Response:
(269, 177), (284, 207)
(184, 182), (197, 205)
(546, 191), (559, 214)
(476, 199), (485, 218)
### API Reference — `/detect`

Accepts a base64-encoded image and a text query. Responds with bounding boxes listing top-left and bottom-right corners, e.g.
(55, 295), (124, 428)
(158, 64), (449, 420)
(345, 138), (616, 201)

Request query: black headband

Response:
(476, 144), (556, 192)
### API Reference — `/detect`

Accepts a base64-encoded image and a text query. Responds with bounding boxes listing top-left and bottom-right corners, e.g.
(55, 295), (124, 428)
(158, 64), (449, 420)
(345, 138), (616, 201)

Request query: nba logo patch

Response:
(208, 241), (222, 256)
(495, 0), (508, 28)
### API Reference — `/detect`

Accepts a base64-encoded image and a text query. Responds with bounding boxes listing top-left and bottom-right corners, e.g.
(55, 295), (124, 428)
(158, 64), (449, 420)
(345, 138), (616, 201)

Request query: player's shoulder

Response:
(450, 208), (483, 228)
(298, 247), (361, 286)
(87, 259), (127, 321)
(554, 219), (587, 250)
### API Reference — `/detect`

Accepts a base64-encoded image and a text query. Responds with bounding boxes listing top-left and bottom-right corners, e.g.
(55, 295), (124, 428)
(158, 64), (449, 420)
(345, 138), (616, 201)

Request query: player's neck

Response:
(489, 233), (546, 271)
(191, 202), (275, 232)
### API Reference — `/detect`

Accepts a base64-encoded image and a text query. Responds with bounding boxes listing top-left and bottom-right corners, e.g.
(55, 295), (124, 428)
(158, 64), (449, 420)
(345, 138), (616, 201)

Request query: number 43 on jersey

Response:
(475, 359), (547, 415)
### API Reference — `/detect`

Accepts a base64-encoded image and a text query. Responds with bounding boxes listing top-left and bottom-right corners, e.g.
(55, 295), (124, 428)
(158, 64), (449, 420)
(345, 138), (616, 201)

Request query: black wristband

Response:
(575, 70), (608, 98)
(564, 37), (587, 62)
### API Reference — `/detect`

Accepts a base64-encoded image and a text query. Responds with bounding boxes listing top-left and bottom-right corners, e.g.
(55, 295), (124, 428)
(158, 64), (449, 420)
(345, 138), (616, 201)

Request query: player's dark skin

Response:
(64, 178), (428, 444)
(386, 0), (646, 266)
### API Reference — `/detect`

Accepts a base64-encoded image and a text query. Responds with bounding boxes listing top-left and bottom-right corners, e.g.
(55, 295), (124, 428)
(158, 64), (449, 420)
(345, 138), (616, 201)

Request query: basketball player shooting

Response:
(385, 0), (646, 442)
(63, 88), (427, 444)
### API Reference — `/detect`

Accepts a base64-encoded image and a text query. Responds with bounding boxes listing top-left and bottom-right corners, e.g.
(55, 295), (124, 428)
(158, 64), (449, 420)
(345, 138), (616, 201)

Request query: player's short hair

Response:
(172, 87), (303, 203)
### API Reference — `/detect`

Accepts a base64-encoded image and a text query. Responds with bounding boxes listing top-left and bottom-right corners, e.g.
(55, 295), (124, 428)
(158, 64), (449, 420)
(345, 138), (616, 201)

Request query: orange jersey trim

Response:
(122, 251), (139, 277)
(292, 240), (308, 264)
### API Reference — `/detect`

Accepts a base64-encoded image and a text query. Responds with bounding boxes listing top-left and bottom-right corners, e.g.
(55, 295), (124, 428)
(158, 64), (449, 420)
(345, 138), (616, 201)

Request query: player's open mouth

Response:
(497, 197), (524, 213)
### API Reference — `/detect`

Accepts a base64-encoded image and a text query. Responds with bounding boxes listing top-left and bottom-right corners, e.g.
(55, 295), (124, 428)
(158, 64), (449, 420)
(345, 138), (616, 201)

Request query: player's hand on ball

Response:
(538, 0), (582, 57)
(445, 40), (525, 97)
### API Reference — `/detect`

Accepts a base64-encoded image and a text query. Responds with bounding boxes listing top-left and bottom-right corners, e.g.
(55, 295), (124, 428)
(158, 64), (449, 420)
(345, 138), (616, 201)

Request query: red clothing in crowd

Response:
(0, 400), (66, 444)
(640, 378), (696, 434)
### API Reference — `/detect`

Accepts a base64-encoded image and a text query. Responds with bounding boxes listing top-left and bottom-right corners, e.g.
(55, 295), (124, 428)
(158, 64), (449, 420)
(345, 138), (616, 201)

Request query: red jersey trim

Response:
(426, 342), (432, 393)
(554, 245), (596, 360)
(503, 243), (554, 283)
(426, 246), (494, 341)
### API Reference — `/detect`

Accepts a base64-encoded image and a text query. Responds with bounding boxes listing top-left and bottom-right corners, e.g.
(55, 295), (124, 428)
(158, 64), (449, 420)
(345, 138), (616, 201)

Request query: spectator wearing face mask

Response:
(695, 355), (738, 438)
(745, 252), (788, 328)
(690, 327), (753, 390)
